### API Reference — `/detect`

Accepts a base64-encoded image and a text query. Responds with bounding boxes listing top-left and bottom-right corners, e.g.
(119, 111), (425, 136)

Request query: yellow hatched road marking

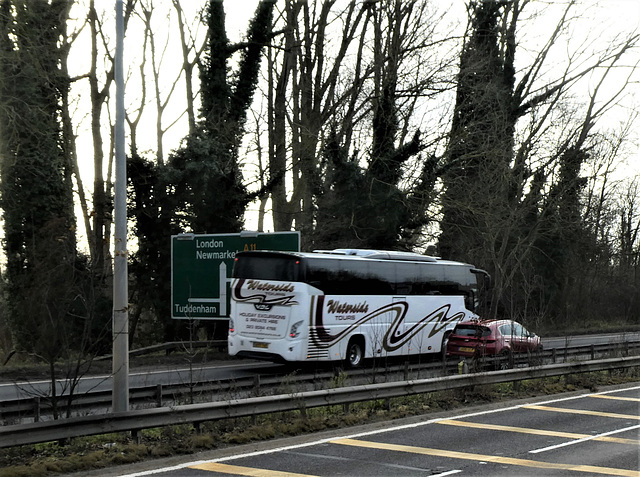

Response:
(330, 438), (640, 476)
(437, 419), (639, 445)
(189, 462), (318, 477)
(590, 394), (640, 403)
(523, 405), (640, 420)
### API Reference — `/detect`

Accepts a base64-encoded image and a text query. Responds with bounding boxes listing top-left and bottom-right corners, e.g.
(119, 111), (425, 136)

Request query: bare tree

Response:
(0, 0), (113, 418)
(267, 1), (374, 237)
(136, 0), (202, 165)
(438, 0), (639, 323)
(264, 0), (454, 250)
(85, 0), (136, 281)
(173, 0), (205, 137)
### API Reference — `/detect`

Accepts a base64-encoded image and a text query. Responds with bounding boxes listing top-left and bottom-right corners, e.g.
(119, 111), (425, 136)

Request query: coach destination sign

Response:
(171, 231), (300, 319)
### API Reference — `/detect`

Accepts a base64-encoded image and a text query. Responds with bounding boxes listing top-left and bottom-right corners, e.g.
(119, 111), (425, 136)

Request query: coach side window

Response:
(342, 260), (394, 295)
(395, 263), (419, 295)
(306, 259), (340, 294)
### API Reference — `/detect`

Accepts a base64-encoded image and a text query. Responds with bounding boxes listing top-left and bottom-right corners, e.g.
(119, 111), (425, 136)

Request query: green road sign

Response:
(171, 231), (300, 320)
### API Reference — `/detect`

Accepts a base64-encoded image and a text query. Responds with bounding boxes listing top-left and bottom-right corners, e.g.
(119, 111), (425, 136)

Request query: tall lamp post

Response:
(112, 0), (129, 413)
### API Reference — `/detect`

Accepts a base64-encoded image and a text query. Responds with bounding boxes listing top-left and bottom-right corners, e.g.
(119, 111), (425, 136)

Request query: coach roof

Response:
(235, 249), (475, 267)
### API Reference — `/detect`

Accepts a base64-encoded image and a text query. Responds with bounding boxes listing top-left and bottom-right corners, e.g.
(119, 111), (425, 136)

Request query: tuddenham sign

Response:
(171, 231), (300, 320)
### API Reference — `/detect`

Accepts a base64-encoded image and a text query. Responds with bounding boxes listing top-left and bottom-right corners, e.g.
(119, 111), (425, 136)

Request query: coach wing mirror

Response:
(471, 268), (491, 289)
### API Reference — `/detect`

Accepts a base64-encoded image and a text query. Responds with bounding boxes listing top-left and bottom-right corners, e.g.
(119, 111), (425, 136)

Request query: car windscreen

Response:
(233, 254), (300, 281)
(453, 325), (491, 337)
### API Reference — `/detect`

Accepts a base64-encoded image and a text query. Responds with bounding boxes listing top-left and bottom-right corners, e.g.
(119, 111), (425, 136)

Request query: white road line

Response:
(529, 424), (640, 454)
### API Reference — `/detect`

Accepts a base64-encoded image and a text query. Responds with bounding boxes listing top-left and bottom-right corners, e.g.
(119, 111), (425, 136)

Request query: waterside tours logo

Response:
(327, 299), (369, 314)
(247, 280), (295, 293)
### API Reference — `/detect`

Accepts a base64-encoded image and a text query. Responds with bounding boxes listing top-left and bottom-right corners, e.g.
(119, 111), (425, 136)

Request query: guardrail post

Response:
(253, 375), (261, 396)
(33, 397), (40, 423)
(404, 361), (409, 380)
(551, 348), (557, 364)
(132, 429), (141, 444)
(590, 344), (595, 360)
(156, 384), (163, 407)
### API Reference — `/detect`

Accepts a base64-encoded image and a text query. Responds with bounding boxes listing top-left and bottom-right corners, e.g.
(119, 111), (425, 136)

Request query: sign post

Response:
(171, 231), (300, 320)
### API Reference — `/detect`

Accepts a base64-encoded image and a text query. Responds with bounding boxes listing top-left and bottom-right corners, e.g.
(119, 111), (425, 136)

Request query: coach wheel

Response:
(346, 338), (364, 368)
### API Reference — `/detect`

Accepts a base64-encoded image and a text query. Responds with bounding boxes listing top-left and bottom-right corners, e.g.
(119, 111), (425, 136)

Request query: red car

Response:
(446, 319), (542, 368)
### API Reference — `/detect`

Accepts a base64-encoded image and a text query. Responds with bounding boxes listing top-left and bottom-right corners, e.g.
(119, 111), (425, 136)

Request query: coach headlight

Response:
(289, 320), (303, 338)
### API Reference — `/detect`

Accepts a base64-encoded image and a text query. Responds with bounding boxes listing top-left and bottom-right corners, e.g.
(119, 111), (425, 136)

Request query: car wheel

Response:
(497, 350), (513, 370)
(346, 338), (364, 368)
